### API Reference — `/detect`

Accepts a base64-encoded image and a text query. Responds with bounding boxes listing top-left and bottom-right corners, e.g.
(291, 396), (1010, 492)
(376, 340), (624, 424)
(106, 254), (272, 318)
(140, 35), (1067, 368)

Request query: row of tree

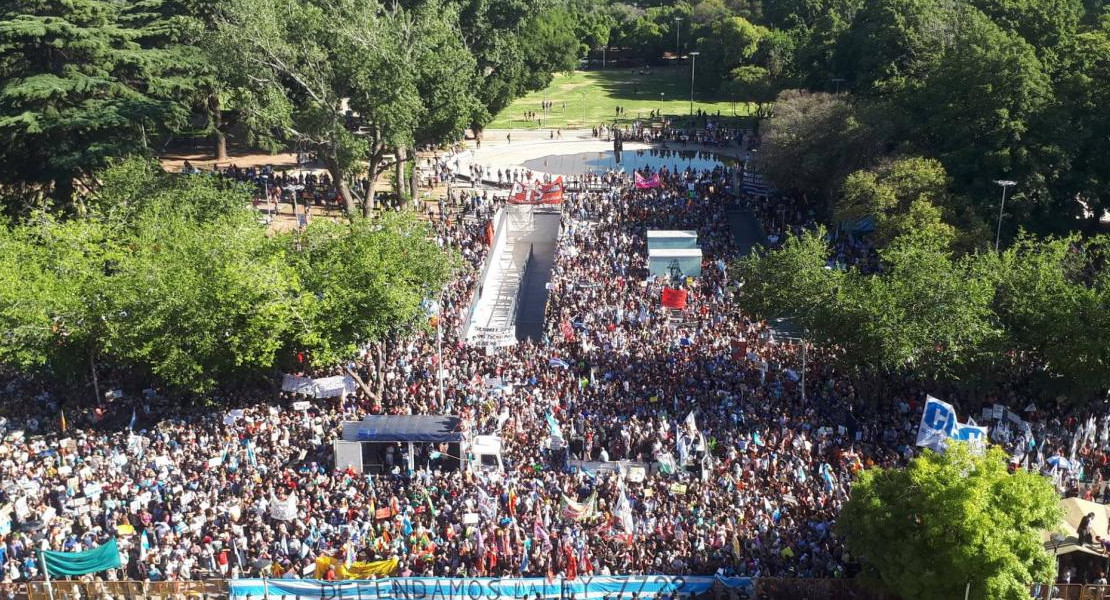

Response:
(570, 0), (1109, 239)
(733, 225), (1110, 398)
(0, 159), (456, 395)
(0, 0), (583, 216)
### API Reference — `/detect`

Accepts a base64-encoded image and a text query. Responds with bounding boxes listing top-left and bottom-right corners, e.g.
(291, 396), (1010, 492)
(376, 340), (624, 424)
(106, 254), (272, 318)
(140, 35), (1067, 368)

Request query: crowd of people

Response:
(1, 136), (1108, 593)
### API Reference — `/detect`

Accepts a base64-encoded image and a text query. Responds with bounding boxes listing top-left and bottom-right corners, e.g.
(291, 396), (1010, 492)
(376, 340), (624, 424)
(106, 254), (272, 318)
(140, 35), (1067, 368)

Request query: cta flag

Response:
(916, 396), (958, 451)
(41, 539), (122, 577)
(916, 395), (987, 453)
(635, 172), (661, 189)
(661, 287), (688, 309)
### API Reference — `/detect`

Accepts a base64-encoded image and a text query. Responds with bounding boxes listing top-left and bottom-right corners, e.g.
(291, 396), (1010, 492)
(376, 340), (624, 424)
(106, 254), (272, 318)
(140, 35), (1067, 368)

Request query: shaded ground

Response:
(487, 68), (753, 130)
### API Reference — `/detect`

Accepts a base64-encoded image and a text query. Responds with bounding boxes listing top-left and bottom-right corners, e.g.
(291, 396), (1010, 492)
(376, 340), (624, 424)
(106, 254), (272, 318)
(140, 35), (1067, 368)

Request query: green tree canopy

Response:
(694, 16), (769, 94)
(735, 227), (998, 378)
(757, 90), (886, 203)
(836, 156), (958, 247)
(839, 443), (1061, 600)
(0, 0), (190, 210)
(0, 159), (456, 396)
(993, 234), (1110, 396)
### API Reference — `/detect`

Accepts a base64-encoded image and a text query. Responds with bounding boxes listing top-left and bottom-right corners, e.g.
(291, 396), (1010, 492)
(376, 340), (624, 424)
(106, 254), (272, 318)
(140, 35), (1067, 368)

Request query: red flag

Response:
(560, 319), (574, 341)
(509, 182), (533, 204)
(661, 287), (688, 309)
(538, 177), (564, 204)
(485, 222), (494, 245)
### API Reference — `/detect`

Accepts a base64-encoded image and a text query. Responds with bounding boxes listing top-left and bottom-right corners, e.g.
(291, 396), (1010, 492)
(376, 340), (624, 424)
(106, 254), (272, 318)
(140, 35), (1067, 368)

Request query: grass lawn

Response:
(486, 67), (754, 130)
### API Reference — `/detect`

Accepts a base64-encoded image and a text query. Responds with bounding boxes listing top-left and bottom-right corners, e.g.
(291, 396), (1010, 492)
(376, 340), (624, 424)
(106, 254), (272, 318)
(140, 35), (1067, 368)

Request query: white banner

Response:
(269, 491), (298, 521)
(282, 374), (315, 395)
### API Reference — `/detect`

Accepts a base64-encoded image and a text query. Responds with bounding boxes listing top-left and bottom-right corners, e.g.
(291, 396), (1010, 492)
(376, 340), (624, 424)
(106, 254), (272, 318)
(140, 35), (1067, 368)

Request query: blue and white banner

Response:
(229, 575), (752, 600)
(916, 396), (988, 452)
(916, 396), (958, 451)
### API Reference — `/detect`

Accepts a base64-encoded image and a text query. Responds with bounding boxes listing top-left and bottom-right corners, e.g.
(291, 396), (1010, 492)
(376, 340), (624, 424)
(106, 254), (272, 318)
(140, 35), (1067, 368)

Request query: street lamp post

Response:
(660, 92), (664, 118)
(674, 17), (683, 58)
(994, 179), (1016, 252)
(688, 51), (699, 117)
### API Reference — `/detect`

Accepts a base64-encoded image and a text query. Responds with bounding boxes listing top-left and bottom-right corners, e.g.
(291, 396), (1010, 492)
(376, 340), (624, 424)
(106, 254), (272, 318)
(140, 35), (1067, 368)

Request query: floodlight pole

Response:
(994, 179), (1016, 252)
(689, 52), (700, 116)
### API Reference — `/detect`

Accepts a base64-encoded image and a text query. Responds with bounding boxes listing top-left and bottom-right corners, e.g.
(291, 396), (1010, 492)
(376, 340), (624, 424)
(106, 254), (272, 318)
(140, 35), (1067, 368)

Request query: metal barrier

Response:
(1034, 583), (1110, 600)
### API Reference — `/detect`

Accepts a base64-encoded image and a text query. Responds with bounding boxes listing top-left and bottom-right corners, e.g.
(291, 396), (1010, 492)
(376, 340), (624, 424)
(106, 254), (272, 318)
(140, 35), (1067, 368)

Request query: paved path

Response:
(728, 207), (766, 258)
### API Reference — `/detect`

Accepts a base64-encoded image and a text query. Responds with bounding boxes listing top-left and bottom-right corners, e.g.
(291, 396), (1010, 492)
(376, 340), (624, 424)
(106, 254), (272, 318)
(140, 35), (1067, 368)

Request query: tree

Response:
(722, 65), (777, 117)
(694, 16), (768, 94)
(105, 208), (299, 393)
(836, 156), (957, 247)
(212, 0), (365, 213)
(331, 0), (478, 214)
(288, 213), (458, 370)
(733, 226), (842, 324)
(839, 443), (1060, 600)
(0, 0), (189, 210)
(911, 9), (1050, 192)
(0, 159), (458, 396)
(968, 0), (1082, 62)
(992, 234), (1110, 396)
(0, 215), (122, 400)
(735, 227), (997, 378)
(834, 0), (958, 97)
(757, 90), (885, 204)
(1037, 30), (1110, 232)
(454, 0), (584, 126)
(838, 231), (998, 377)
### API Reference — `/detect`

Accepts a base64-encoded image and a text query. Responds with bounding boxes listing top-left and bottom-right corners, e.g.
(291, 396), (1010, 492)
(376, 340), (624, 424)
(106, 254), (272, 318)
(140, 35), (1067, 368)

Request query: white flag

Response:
(615, 486), (635, 534)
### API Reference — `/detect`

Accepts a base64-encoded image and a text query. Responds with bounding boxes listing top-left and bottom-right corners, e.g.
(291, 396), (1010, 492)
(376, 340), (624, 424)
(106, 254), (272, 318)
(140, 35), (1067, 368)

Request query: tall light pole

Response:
(994, 179), (1016, 252)
(674, 17), (683, 58)
(688, 51), (699, 116)
(660, 92), (664, 117)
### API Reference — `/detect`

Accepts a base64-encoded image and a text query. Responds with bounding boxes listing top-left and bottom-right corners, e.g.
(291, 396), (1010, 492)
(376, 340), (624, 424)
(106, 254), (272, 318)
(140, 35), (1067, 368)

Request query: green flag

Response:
(41, 539), (122, 577)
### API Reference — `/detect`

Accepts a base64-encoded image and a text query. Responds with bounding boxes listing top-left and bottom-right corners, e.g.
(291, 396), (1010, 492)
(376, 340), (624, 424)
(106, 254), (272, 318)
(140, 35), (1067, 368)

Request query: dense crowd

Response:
(0, 149), (1106, 590)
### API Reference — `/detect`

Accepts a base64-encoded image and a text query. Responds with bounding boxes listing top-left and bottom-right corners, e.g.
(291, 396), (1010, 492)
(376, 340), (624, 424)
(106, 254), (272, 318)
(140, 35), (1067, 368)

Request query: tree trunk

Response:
(409, 150), (420, 209)
(395, 146), (407, 200)
(54, 174), (76, 213)
(363, 150), (384, 218)
(209, 94), (229, 162)
(343, 365), (378, 402)
(325, 155), (356, 215)
(375, 340), (386, 401)
(89, 346), (101, 404)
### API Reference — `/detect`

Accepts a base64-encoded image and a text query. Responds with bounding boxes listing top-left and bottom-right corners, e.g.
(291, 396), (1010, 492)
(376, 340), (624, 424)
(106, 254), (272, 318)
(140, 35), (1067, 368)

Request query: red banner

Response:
(509, 179), (564, 205)
(508, 182), (533, 204)
(635, 172), (661, 189)
(537, 177), (564, 204)
(661, 287), (688, 309)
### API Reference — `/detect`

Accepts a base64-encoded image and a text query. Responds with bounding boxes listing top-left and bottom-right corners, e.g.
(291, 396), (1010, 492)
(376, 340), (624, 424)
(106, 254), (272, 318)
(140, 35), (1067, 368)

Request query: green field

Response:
(487, 68), (753, 130)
